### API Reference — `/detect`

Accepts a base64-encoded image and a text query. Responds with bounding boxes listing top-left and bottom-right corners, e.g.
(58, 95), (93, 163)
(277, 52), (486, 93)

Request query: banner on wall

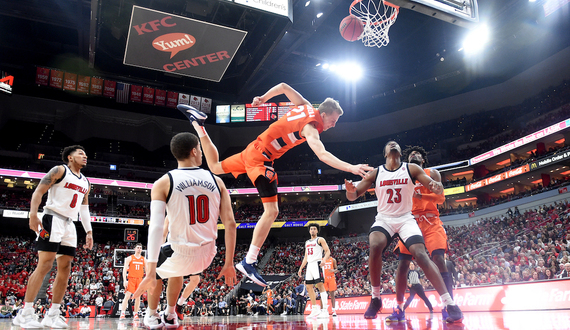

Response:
(35, 67), (50, 86)
(304, 279), (570, 314)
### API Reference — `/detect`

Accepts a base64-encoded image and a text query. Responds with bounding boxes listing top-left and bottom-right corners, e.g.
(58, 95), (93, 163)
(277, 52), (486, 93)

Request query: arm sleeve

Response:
(80, 205), (92, 233)
(147, 200), (166, 262)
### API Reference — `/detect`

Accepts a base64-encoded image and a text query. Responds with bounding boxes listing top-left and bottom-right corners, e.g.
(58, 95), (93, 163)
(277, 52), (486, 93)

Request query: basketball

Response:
(339, 15), (364, 42)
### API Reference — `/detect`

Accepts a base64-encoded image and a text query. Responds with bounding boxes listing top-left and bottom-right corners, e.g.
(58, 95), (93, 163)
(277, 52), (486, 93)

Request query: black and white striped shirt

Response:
(408, 270), (421, 285)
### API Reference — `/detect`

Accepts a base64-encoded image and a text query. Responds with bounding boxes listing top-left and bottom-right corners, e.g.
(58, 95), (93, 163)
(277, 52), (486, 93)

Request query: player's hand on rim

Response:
(217, 263), (237, 287)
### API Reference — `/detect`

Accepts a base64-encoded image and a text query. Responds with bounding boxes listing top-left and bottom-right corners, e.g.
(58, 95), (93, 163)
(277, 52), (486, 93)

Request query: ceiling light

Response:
(322, 63), (329, 69)
(462, 24), (490, 55)
(316, 12), (323, 18)
(305, 0), (310, 6)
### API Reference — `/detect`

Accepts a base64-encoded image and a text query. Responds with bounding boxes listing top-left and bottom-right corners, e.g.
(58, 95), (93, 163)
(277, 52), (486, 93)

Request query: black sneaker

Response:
(177, 104), (207, 126)
(175, 304), (184, 321)
(445, 305), (463, 323)
(364, 297), (382, 319)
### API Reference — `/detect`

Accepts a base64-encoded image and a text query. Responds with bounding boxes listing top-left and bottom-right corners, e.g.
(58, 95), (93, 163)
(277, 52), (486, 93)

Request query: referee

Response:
(403, 262), (433, 312)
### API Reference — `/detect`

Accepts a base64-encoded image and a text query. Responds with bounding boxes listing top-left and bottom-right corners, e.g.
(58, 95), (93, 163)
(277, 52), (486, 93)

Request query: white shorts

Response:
(371, 212), (423, 245)
(156, 242), (217, 279)
(36, 212), (77, 256)
(305, 261), (324, 284)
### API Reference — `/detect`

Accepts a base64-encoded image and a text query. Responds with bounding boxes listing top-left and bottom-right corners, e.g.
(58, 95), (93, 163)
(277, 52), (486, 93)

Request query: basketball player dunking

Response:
(120, 243), (145, 319)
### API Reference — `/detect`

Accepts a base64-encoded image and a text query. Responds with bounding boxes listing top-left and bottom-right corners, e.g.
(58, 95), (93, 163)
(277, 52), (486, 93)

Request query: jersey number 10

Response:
(186, 195), (210, 225)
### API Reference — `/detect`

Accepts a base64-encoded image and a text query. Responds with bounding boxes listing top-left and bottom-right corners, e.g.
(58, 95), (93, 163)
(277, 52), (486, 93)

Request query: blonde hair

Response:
(318, 97), (343, 116)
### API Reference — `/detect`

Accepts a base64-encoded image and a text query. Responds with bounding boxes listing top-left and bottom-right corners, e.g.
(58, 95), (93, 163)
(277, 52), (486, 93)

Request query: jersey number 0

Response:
(186, 195), (210, 225)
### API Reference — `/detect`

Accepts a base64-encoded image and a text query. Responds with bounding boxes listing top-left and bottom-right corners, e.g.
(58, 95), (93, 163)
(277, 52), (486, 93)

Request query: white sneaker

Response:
(308, 308), (320, 318)
(281, 311), (287, 316)
(317, 309), (330, 319)
(13, 309), (43, 328)
(161, 311), (179, 329)
(332, 310), (337, 317)
(41, 310), (68, 329)
(143, 311), (164, 330)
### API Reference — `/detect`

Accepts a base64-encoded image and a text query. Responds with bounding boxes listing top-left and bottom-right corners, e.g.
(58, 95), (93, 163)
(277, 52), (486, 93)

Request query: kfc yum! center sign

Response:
(124, 6), (247, 82)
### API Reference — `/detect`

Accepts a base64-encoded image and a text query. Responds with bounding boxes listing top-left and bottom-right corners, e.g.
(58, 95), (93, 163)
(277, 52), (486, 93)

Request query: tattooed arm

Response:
(29, 165), (65, 233)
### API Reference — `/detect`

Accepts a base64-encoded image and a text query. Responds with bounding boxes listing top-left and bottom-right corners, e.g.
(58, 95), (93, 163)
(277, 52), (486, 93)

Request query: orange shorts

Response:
(126, 276), (142, 293)
(221, 142), (277, 184)
(398, 215), (448, 256)
(323, 278), (337, 292)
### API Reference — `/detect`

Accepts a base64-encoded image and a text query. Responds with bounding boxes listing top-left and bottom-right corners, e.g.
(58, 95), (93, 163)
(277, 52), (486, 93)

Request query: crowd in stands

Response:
(2, 198), (568, 318)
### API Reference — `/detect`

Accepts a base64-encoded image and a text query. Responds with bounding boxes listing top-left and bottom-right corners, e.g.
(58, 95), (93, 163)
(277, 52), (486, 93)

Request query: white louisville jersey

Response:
(305, 237), (324, 263)
(375, 162), (416, 217)
(166, 167), (221, 247)
(44, 165), (90, 220)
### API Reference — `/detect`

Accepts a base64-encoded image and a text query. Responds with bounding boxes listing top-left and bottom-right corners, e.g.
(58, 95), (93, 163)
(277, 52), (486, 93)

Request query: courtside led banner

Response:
(470, 118), (570, 165)
(305, 279), (570, 314)
(124, 6), (247, 82)
(465, 164), (530, 192)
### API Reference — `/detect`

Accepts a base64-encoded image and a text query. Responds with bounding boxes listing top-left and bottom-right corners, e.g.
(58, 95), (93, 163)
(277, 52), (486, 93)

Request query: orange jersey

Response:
(322, 258), (336, 281)
(266, 289), (273, 304)
(411, 168), (442, 216)
(128, 255), (145, 278)
(255, 105), (324, 161)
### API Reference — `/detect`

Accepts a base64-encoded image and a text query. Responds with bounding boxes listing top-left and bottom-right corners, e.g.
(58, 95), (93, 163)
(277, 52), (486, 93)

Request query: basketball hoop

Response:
(350, 0), (400, 48)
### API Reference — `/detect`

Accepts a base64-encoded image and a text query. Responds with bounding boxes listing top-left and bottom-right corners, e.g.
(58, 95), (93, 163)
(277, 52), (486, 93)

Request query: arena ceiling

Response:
(0, 0), (569, 122)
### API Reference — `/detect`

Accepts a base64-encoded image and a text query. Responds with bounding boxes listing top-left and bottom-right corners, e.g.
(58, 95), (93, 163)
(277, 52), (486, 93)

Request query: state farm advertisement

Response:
(124, 6), (247, 82)
(465, 164), (529, 192)
(305, 279), (570, 314)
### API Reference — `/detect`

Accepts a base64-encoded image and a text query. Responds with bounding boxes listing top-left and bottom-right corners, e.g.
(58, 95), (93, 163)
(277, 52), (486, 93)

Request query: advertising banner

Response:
(124, 6), (247, 82)
(465, 164), (530, 192)
(305, 279), (570, 314)
(530, 151), (570, 170)
(470, 119), (570, 165)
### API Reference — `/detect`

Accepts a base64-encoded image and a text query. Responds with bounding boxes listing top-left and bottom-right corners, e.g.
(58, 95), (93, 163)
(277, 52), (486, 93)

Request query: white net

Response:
(350, 0), (400, 48)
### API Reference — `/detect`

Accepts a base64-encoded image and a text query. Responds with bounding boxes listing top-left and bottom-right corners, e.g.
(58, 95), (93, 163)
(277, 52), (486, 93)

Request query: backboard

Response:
(388, 0), (479, 28)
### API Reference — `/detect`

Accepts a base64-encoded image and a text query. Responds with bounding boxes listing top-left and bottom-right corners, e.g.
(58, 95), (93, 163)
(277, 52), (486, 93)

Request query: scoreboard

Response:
(246, 103), (277, 122)
(216, 102), (300, 123)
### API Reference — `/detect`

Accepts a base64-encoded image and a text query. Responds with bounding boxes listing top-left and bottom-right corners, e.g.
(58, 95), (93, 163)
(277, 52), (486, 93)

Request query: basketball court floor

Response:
(2, 310), (570, 330)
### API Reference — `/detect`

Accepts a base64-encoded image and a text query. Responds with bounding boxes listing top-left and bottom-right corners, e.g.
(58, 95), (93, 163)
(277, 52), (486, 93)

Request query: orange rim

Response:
(349, 0), (400, 26)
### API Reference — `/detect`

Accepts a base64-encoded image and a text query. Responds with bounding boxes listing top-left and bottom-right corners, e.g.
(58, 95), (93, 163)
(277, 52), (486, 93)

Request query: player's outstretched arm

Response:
(252, 82), (310, 107)
(303, 124), (372, 177)
(215, 176), (237, 287)
(344, 169), (377, 201)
